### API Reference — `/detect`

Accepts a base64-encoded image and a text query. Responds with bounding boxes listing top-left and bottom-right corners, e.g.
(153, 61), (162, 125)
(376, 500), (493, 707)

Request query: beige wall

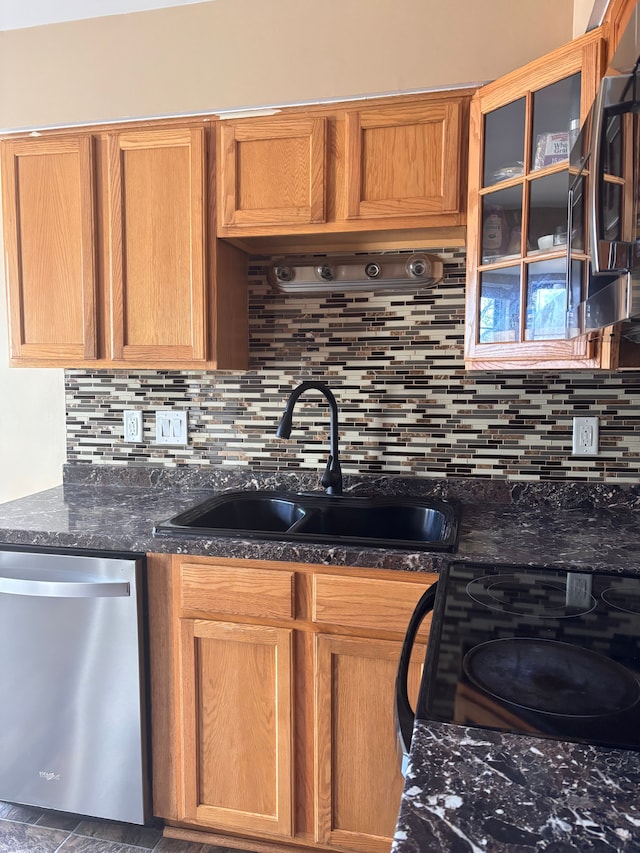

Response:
(573, 0), (599, 35)
(0, 0), (578, 503)
(0, 0), (574, 131)
(0, 201), (66, 503)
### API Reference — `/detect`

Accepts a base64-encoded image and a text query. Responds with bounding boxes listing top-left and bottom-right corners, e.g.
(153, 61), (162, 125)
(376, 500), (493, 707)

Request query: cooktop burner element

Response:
(463, 638), (640, 717)
(416, 562), (640, 751)
(466, 573), (596, 618)
(601, 582), (640, 615)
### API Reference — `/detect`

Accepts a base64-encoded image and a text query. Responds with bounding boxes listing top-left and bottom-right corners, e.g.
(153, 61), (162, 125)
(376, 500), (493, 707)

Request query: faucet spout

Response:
(276, 381), (343, 495)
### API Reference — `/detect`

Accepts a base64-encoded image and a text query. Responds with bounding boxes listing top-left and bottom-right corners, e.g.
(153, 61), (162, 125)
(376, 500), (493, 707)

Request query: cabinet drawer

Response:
(178, 561), (295, 620)
(312, 573), (437, 635)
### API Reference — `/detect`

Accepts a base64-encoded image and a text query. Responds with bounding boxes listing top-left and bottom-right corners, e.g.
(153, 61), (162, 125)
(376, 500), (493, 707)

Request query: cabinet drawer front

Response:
(312, 573), (437, 635)
(178, 562), (295, 620)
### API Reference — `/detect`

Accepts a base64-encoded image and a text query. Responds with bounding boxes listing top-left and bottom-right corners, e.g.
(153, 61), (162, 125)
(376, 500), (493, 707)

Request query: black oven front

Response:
(396, 561), (640, 770)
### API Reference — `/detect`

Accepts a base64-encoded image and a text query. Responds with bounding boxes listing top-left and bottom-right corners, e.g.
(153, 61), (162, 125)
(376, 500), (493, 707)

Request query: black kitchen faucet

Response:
(276, 381), (343, 495)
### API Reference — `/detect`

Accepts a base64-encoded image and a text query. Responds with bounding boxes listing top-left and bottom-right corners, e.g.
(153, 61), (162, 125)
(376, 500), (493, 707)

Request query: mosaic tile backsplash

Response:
(65, 249), (640, 483)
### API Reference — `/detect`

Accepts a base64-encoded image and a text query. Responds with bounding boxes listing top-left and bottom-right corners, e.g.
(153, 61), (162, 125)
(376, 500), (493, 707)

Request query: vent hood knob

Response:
(315, 264), (336, 282)
(406, 255), (431, 279)
(365, 262), (382, 279)
(274, 266), (295, 283)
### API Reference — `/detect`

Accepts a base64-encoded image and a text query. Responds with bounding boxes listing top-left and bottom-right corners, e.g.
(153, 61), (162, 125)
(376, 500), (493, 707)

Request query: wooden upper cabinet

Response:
(107, 127), (208, 363)
(215, 92), (470, 249)
(345, 99), (464, 221)
(603, 0), (637, 61)
(1, 135), (97, 364)
(217, 116), (327, 231)
(1, 121), (248, 370)
(465, 28), (609, 370)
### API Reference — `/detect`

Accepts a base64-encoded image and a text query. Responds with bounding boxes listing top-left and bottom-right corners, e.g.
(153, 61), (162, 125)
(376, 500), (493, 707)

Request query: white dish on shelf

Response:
(491, 162), (524, 182)
(537, 235), (554, 250)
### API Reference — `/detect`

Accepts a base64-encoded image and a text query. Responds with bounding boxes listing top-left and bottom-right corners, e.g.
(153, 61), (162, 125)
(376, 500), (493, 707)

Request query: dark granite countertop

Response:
(394, 721), (640, 852)
(1, 465), (640, 573)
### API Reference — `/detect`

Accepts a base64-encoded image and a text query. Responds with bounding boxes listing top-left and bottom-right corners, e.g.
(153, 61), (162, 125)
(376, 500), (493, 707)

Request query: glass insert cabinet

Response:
(465, 28), (608, 369)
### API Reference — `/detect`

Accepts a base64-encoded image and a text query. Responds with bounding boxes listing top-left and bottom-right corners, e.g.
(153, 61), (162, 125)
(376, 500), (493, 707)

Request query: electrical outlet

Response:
(155, 411), (188, 446)
(565, 572), (593, 609)
(572, 416), (599, 456)
(123, 410), (143, 443)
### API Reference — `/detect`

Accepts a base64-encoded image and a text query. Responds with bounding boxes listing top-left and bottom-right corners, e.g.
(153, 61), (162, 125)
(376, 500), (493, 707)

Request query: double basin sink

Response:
(154, 490), (459, 552)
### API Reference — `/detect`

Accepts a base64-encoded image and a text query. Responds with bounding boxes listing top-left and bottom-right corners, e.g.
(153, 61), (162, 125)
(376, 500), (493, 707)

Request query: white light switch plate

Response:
(155, 411), (188, 446)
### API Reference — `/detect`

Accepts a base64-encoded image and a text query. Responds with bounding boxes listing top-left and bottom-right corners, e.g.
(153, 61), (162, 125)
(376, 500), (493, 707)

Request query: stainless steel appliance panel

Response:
(0, 549), (148, 824)
(567, 1), (640, 335)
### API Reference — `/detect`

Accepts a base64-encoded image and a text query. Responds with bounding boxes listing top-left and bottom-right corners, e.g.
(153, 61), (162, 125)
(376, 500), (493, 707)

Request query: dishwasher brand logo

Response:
(39, 770), (61, 782)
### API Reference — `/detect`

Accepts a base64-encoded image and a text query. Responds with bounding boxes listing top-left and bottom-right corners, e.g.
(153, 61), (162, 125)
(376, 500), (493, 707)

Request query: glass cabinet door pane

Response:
(483, 99), (526, 187)
(481, 185), (523, 263)
(531, 73), (581, 172)
(528, 171), (570, 253)
(525, 259), (567, 340)
(479, 266), (521, 343)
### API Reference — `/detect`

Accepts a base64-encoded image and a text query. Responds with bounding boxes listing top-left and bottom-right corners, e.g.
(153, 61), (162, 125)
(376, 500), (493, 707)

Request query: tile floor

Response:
(0, 803), (257, 853)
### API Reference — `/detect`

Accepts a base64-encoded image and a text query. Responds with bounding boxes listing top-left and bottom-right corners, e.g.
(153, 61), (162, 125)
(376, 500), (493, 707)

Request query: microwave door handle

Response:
(589, 86), (606, 274)
(566, 187), (574, 318)
(394, 581), (438, 775)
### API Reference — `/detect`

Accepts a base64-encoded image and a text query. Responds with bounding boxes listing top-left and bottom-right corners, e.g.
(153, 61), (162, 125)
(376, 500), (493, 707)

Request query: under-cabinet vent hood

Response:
(267, 252), (443, 295)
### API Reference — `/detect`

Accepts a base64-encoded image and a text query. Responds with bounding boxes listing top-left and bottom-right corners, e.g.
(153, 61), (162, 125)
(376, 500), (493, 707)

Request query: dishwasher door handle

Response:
(0, 576), (130, 598)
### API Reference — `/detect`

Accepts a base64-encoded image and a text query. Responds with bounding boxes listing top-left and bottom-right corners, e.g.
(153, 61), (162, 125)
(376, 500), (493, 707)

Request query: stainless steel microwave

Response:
(567, 2), (640, 339)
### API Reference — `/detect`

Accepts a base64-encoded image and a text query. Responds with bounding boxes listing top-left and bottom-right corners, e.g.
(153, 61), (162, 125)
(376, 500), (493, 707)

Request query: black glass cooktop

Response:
(417, 562), (640, 750)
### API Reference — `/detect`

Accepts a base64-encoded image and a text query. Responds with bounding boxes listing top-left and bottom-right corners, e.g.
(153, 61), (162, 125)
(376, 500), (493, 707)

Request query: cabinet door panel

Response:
(346, 100), (462, 219)
(1, 136), (97, 363)
(218, 117), (326, 229)
(315, 634), (425, 853)
(108, 127), (207, 362)
(465, 30), (608, 370)
(178, 619), (294, 837)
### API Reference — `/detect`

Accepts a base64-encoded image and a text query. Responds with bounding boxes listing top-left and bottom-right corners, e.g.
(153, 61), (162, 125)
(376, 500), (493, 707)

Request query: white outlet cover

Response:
(123, 410), (143, 443)
(572, 416), (599, 456)
(155, 411), (188, 445)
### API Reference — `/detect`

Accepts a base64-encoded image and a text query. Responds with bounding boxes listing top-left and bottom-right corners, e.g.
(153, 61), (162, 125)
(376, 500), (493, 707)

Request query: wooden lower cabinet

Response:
(315, 634), (426, 853)
(149, 554), (435, 853)
(177, 619), (294, 837)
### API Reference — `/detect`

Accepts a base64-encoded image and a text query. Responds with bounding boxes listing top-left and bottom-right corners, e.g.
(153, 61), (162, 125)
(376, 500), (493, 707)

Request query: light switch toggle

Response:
(155, 411), (188, 445)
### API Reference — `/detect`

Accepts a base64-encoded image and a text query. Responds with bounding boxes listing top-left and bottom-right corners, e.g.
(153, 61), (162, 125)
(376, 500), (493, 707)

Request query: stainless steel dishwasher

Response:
(0, 547), (149, 825)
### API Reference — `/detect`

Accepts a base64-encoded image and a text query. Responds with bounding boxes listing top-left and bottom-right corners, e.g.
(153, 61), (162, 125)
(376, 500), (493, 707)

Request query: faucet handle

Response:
(321, 454), (343, 496)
